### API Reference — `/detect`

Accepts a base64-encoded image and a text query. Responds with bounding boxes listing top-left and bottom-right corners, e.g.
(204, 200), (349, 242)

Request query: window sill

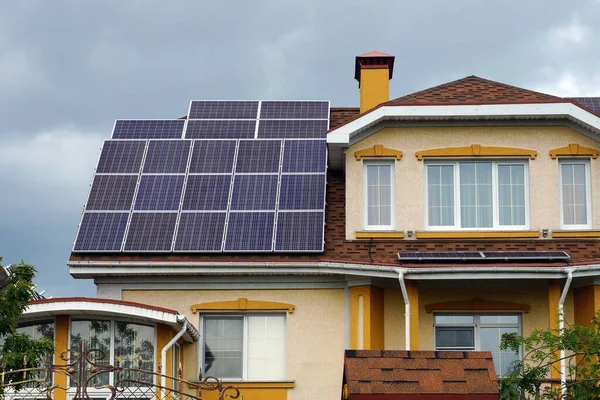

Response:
(189, 381), (295, 389)
(415, 230), (539, 239)
(356, 231), (404, 239)
(552, 230), (600, 238)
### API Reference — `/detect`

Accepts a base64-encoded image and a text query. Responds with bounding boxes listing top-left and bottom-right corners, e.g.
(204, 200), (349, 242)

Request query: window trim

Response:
(559, 158), (592, 230)
(362, 159), (395, 230)
(424, 160), (530, 231)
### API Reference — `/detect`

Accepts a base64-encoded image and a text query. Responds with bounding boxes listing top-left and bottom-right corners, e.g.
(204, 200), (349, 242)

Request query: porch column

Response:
(349, 286), (384, 350)
(406, 281), (419, 350)
(54, 315), (69, 400)
(574, 285), (600, 326)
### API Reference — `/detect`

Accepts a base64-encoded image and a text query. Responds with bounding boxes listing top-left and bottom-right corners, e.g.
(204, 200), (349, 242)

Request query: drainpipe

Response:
(397, 272), (411, 351)
(161, 316), (187, 398)
(558, 269), (574, 397)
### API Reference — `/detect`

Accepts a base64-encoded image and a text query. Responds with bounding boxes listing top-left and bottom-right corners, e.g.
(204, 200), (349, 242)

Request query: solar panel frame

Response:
(123, 212), (178, 252)
(73, 212), (130, 252)
(85, 175), (139, 211)
(142, 140), (191, 174)
(173, 212), (227, 252)
(185, 120), (256, 139)
(224, 212), (275, 252)
(96, 140), (147, 174)
(278, 174), (326, 210)
(274, 211), (325, 252)
(569, 97), (600, 113)
(182, 175), (232, 211)
(282, 139), (327, 173)
(397, 252), (485, 261)
(112, 120), (185, 139)
(481, 251), (570, 260)
(188, 100), (259, 119)
(230, 174), (279, 211)
(133, 175), (185, 211)
(257, 120), (328, 139)
(260, 101), (330, 119)
(235, 140), (282, 173)
(188, 140), (237, 174)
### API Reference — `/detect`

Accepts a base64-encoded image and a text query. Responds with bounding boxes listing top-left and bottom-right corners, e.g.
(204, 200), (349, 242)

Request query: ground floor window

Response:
(201, 314), (285, 380)
(434, 313), (520, 376)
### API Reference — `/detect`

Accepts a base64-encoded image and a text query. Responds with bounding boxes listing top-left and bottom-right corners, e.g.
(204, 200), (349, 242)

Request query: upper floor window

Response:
(426, 161), (528, 229)
(363, 161), (394, 230)
(560, 159), (591, 229)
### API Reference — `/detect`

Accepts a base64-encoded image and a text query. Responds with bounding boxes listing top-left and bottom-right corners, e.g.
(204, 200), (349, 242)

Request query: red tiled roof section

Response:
(344, 350), (498, 399)
(330, 107), (360, 129)
(387, 75), (564, 106)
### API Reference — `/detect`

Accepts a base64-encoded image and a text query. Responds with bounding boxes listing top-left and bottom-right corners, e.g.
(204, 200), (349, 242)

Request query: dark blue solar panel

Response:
(188, 101), (259, 119)
(185, 120), (256, 139)
(73, 212), (129, 251)
(96, 140), (146, 173)
(112, 120), (185, 139)
(257, 120), (328, 139)
(182, 175), (231, 211)
(278, 175), (325, 210)
(275, 211), (324, 251)
(134, 175), (184, 210)
(570, 97), (600, 113)
(86, 175), (138, 211)
(224, 212), (275, 251)
(142, 140), (191, 173)
(174, 212), (226, 251)
(235, 140), (281, 173)
(124, 212), (177, 251)
(260, 101), (329, 119)
(189, 140), (236, 173)
(282, 140), (327, 173)
(230, 175), (278, 210)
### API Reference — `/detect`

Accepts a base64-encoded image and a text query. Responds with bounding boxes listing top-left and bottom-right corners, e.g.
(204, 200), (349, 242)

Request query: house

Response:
(10, 52), (600, 400)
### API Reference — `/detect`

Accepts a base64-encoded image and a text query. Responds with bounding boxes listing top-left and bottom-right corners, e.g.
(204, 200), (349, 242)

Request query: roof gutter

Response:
(161, 316), (187, 397)
(559, 268), (575, 397)
(397, 272), (411, 351)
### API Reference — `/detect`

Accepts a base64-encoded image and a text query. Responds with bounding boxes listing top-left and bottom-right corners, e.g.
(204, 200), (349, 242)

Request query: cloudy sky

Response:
(1, 1), (599, 297)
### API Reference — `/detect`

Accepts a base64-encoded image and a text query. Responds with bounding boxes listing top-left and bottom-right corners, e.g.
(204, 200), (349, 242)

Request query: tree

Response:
(499, 311), (600, 400)
(0, 257), (54, 391)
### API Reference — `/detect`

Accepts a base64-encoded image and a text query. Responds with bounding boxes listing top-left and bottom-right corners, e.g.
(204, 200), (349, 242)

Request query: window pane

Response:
(114, 322), (155, 384)
(70, 319), (111, 387)
(247, 315), (285, 380)
(498, 165), (526, 226)
(481, 326), (520, 376)
(427, 165), (454, 226)
(435, 315), (474, 324)
(480, 315), (520, 324)
(204, 317), (243, 379)
(366, 164), (392, 227)
(460, 163), (492, 228)
(435, 328), (474, 348)
(562, 163), (588, 226)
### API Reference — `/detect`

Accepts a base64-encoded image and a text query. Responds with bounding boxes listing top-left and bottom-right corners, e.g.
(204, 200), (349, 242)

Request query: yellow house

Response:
(12, 52), (600, 399)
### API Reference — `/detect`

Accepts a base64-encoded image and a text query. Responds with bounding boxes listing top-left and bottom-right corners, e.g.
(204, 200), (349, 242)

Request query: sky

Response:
(1, 0), (599, 297)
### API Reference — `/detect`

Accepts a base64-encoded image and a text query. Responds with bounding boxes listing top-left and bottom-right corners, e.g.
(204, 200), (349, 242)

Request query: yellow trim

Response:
(355, 231), (404, 239)
(415, 230), (539, 239)
(349, 286), (384, 350)
(53, 315), (69, 400)
(191, 298), (295, 314)
(415, 144), (537, 160)
(354, 145), (403, 161)
(425, 298), (531, 313)
(406, 281), (419, 350)
(551, 230), (600, 238)
(549, 143), (599, 159)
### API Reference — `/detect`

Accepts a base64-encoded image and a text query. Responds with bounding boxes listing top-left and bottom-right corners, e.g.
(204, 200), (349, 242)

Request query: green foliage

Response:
(499, 311), (600, 399)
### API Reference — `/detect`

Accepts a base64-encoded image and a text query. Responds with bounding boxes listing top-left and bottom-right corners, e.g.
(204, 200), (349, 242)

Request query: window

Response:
(363, 161), (394, 229)
(426, 161), (528, 229)
(201, 315), (285, 380)
(434, 314), (520, 376)
(560, 160), (591, 229)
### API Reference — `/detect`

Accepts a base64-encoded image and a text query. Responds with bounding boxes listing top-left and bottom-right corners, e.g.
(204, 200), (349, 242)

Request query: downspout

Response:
(161, 316), (187, 398)
(397, 271), (411, 351)
(558, 269), (574, 397)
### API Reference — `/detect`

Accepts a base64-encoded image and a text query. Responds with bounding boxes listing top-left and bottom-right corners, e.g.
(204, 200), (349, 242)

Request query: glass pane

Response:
(70, 319), (111, 387)
(481, 315), (520, 325)
(114, 322), (155, 385)
(367, 165), (378, 185)
(435, 328), (474, 348)
(379, 165), (391, 184)
(480, 327), (500, 351)
(247, 316), (285, 380)
(204, 317), (243, 379)
(380, 205), (391, 226)
(428, 165), (454, 226)
(435, 315), (474, 324)
(368, 205), (378, 226)
(573, 164), (586, 185)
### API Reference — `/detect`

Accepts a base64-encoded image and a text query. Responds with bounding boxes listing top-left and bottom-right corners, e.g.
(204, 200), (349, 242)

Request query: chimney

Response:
(355, 51), (395, 113)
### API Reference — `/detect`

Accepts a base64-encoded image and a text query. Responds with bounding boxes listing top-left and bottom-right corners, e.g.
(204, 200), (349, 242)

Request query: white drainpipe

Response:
(558, 269), (574, 397)
(161, 316), (187, 398)
(397, 272), (411, 351)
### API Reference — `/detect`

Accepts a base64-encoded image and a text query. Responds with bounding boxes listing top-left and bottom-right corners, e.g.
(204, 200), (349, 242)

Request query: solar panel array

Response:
(73, 100), (329, 253)
(570, 97), (600, 113)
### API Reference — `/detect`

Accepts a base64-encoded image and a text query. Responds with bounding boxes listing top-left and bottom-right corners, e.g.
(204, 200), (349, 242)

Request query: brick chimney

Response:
(355, 51), (395, 113)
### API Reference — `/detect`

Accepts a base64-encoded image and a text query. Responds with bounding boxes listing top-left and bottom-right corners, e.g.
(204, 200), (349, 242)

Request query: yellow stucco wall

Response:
(122, 289), (345, 400)
(359, 68), (390, 113)
(346, 125), (600, 238)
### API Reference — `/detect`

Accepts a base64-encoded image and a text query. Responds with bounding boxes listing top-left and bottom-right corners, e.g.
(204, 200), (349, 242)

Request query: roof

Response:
(570, 97), (600, 113)
(330, 107), (360, 129)
(343, 350), (498, 399)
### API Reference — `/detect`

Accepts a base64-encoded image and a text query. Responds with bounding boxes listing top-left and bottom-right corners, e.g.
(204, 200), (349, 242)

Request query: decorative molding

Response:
(415, 144), (537, 160)
(415, 230), (539, 239)
(191, 298), (295, 314)
(551, 230), (600, 238)
(549, 143), (599, 159)
(425, 297), (531, 313)
(354, 145), (403, 160)
(355, 231), (405, 239)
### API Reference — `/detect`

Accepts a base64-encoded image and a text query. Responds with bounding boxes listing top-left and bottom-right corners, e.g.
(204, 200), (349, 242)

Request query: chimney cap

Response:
(355, 51), (395, 82)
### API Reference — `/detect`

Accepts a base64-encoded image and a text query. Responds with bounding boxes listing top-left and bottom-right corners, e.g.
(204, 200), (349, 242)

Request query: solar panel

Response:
(230, 175), (278, 210)
(73, 212), (129, 251)
(86, 175), (138, 211)
(482, 251), (570, 260)
(224, 212), (275, 251)
(134, 175), (184, 210)
(112, 120), (185, 139)
(188, 101), (259, 119)
(185, 120), (256, 139)
(235, 140), (281, 173)
(397, 252), (484, 261)
(174, 212), (226, 251)
(257, 120), (328, 139)
(278, 175), (325, 210)
(275, 211), (324, 251)
(124, 212), (178, 251)
(260, 101), (329, 119)
(142, 140), (191, 173)
(570, 97), (600, 113)
(282, 140), (327, 173)
(96, 140), (146, 173)
(188, 140), (236, 173)
(182, 175), (231, 211)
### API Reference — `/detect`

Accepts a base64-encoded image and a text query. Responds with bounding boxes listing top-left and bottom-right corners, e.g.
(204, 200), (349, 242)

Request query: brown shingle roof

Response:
(343, 350), (498, 399)
(330, 107), (360, 129)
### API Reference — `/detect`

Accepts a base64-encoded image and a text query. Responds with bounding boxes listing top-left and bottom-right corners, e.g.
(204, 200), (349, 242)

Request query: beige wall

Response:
(123, 289), (345, 400)
(346, 125), (600, 238)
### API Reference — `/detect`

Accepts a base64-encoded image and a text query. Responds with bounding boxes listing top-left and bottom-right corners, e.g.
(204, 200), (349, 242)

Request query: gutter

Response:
(558, 269), (575, 397)
(397, 272), (411, 350)
(161, 316), (187, 397)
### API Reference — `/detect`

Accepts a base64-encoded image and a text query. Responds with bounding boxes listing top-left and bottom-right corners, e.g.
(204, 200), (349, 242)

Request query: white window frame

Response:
(362, 159), (395, 230)
(425, 160), (530, 230)
(559, 159), (592, 230)
(199, 313), (287, 382)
